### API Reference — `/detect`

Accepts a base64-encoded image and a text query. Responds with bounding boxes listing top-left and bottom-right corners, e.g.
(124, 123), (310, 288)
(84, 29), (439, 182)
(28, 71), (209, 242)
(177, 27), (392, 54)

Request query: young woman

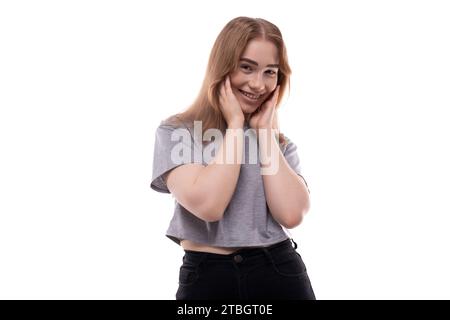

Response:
(151, 16), (315, 300)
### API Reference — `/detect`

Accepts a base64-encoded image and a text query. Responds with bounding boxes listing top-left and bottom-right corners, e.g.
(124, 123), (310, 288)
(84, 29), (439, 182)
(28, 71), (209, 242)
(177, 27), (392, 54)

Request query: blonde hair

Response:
(163, 16), (292, 147)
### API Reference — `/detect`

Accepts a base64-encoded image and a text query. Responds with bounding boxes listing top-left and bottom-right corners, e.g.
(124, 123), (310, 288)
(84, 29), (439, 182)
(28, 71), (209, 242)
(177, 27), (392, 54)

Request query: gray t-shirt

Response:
(150, 119), (310, 247)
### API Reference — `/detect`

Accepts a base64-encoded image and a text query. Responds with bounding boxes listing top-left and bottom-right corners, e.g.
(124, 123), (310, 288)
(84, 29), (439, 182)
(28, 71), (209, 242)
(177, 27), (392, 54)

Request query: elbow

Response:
(203, 203), (226, 222)
(199, 209), (224, 223)
(281, 205), (310, 229)
(185, 187), (226, 223)
(282, 214), (304, 229)
(203, 214), (224, 223)
(195, 198), (226, 223)
(282, 191), (311, 229)
(198, 191), (230, 222)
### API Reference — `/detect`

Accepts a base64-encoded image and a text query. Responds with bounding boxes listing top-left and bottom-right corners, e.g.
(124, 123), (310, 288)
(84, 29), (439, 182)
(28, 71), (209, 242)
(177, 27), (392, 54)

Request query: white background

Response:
(1, 0), (449, 299)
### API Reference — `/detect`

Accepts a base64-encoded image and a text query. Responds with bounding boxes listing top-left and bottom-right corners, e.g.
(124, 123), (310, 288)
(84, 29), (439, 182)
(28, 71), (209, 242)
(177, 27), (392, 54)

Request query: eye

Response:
(266, 70), (278, 75)
(240, 64), (252, 72)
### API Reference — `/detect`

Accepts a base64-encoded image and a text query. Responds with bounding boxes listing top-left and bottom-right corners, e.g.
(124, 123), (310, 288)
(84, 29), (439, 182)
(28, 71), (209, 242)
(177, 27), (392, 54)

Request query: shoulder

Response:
(156, 115), (194, 133)
(153, 116), (199, 151)
(161, 114), (194, 128)
(155, 115), (192, 135)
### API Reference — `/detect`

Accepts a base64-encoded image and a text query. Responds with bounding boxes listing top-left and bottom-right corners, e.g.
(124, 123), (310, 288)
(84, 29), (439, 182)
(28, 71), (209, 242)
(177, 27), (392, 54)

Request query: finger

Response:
(220, 80), (225, 96)
(273, 86), (280, 100)
(271, 86), (280, 107)
(225, 75), (232, 95)
(219, 82), (224, 100)
(219, 81), (226, 105)
(222, 78), (229, 95)
(261, 87), (278, 109)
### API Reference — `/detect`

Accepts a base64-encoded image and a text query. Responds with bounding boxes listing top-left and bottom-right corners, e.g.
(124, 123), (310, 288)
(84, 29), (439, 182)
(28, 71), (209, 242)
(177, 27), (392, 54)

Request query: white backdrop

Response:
(1, 0), (449, 299)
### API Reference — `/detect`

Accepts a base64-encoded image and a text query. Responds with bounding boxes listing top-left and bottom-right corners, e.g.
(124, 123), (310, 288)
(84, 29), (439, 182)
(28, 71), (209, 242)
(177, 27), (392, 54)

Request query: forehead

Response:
(241, 39), (279, 65)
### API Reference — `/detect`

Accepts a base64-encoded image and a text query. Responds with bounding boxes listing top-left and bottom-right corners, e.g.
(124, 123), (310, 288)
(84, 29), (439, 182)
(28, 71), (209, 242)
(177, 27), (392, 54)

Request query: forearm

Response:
(193, 121), (244, 221)
(259, 129), (310, 229)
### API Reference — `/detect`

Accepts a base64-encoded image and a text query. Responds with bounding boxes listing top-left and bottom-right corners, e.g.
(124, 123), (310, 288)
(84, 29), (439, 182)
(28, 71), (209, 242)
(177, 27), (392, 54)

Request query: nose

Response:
(248, 73), (265, 93)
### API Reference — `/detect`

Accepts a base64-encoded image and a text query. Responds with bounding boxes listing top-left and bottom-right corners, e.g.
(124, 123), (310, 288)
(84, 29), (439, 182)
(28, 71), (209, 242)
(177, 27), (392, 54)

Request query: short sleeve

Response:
(150, 123), (201, 194)
(283, 138), (310, 194)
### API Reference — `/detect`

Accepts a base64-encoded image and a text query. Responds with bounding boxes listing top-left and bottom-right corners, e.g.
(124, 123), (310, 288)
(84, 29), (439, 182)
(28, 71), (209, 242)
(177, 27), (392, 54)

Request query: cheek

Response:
(227, 77), (240, 96)
(228, 70), (240, 84)
(268, 80), (278, 91)
(229, 81), (240, 95)
(263, 86), (276, 98)
(230, 79), (243, 90)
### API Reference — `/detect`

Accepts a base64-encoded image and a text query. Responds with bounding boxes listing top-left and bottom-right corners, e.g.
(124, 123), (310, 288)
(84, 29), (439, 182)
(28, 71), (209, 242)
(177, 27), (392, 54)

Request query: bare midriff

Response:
(181, 239), (243, 255)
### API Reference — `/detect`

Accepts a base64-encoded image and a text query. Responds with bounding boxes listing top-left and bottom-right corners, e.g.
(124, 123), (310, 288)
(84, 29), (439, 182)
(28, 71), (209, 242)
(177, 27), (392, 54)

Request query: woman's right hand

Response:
(218, 76), (245, 127)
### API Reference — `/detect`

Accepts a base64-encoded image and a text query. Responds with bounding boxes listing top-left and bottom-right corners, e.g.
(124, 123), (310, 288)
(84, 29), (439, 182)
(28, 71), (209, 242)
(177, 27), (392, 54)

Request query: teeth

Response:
(240, 90), (261, 100)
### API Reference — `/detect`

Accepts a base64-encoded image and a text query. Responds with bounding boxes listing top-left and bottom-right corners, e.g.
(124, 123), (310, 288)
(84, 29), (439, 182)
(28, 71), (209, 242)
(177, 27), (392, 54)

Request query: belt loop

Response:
(290, 238), (298, 250)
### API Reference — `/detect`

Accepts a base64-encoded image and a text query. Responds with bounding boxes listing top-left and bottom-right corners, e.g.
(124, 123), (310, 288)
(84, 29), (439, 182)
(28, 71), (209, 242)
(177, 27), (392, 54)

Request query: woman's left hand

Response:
(249, 86), (280, 134)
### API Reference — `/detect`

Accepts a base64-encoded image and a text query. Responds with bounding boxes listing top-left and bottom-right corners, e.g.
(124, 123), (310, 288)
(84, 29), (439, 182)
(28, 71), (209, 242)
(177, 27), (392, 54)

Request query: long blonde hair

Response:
(163, 16), (292, 147)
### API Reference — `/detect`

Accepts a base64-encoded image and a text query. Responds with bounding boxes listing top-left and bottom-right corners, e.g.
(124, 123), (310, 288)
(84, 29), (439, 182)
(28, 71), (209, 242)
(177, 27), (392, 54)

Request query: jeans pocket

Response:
(272, 251), (308, 278)
(178, 262), (199, 286)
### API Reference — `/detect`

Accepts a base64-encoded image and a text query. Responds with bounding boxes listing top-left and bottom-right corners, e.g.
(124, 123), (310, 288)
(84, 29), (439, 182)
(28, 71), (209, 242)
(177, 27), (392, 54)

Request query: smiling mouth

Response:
(238, 89), (263, 100)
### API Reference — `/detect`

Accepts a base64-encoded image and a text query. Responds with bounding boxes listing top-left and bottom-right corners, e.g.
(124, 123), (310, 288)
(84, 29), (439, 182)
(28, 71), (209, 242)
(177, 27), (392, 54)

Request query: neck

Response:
(244, 113), (251, 124)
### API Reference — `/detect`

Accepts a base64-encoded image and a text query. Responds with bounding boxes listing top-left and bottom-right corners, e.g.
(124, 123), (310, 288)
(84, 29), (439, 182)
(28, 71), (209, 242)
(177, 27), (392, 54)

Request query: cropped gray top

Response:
(150, 118), (309, 247)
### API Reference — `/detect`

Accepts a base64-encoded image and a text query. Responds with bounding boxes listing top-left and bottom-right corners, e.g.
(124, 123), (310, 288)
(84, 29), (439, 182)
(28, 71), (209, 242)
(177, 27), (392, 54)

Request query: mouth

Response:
(238, 89), (264, 102)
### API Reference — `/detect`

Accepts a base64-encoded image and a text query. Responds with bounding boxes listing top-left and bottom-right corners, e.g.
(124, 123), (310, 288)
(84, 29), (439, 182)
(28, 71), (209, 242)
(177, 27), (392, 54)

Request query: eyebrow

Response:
(240, 58), (279, 68)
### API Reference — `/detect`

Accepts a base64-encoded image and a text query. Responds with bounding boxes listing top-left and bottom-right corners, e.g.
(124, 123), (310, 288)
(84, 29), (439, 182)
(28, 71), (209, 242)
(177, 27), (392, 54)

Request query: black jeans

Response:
(176, 239), (315, 300)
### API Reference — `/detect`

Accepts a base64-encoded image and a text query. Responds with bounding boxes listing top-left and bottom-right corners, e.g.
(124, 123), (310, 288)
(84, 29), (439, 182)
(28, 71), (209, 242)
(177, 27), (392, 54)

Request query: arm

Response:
(258, 129), (311, 229)
(166, 120), (244, 222)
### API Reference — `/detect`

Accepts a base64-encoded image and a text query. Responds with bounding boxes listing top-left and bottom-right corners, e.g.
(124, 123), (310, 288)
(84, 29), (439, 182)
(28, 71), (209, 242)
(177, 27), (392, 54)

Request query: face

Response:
(229, 39), (279, 117)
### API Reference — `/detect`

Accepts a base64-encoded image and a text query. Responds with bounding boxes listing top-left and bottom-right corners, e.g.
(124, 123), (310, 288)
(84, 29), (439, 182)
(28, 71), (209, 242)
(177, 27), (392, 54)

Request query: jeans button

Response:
(234, 254), (243, 263)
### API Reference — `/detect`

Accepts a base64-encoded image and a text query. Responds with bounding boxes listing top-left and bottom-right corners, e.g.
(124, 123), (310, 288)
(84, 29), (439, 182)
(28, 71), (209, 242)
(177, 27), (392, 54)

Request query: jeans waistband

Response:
(183, 239), (295, 263)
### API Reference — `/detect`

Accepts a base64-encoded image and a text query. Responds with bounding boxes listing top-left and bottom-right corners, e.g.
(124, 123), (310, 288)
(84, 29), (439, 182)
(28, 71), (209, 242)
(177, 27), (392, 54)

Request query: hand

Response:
(248, 86), (280, 134)
(218, 76), (245, 127)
